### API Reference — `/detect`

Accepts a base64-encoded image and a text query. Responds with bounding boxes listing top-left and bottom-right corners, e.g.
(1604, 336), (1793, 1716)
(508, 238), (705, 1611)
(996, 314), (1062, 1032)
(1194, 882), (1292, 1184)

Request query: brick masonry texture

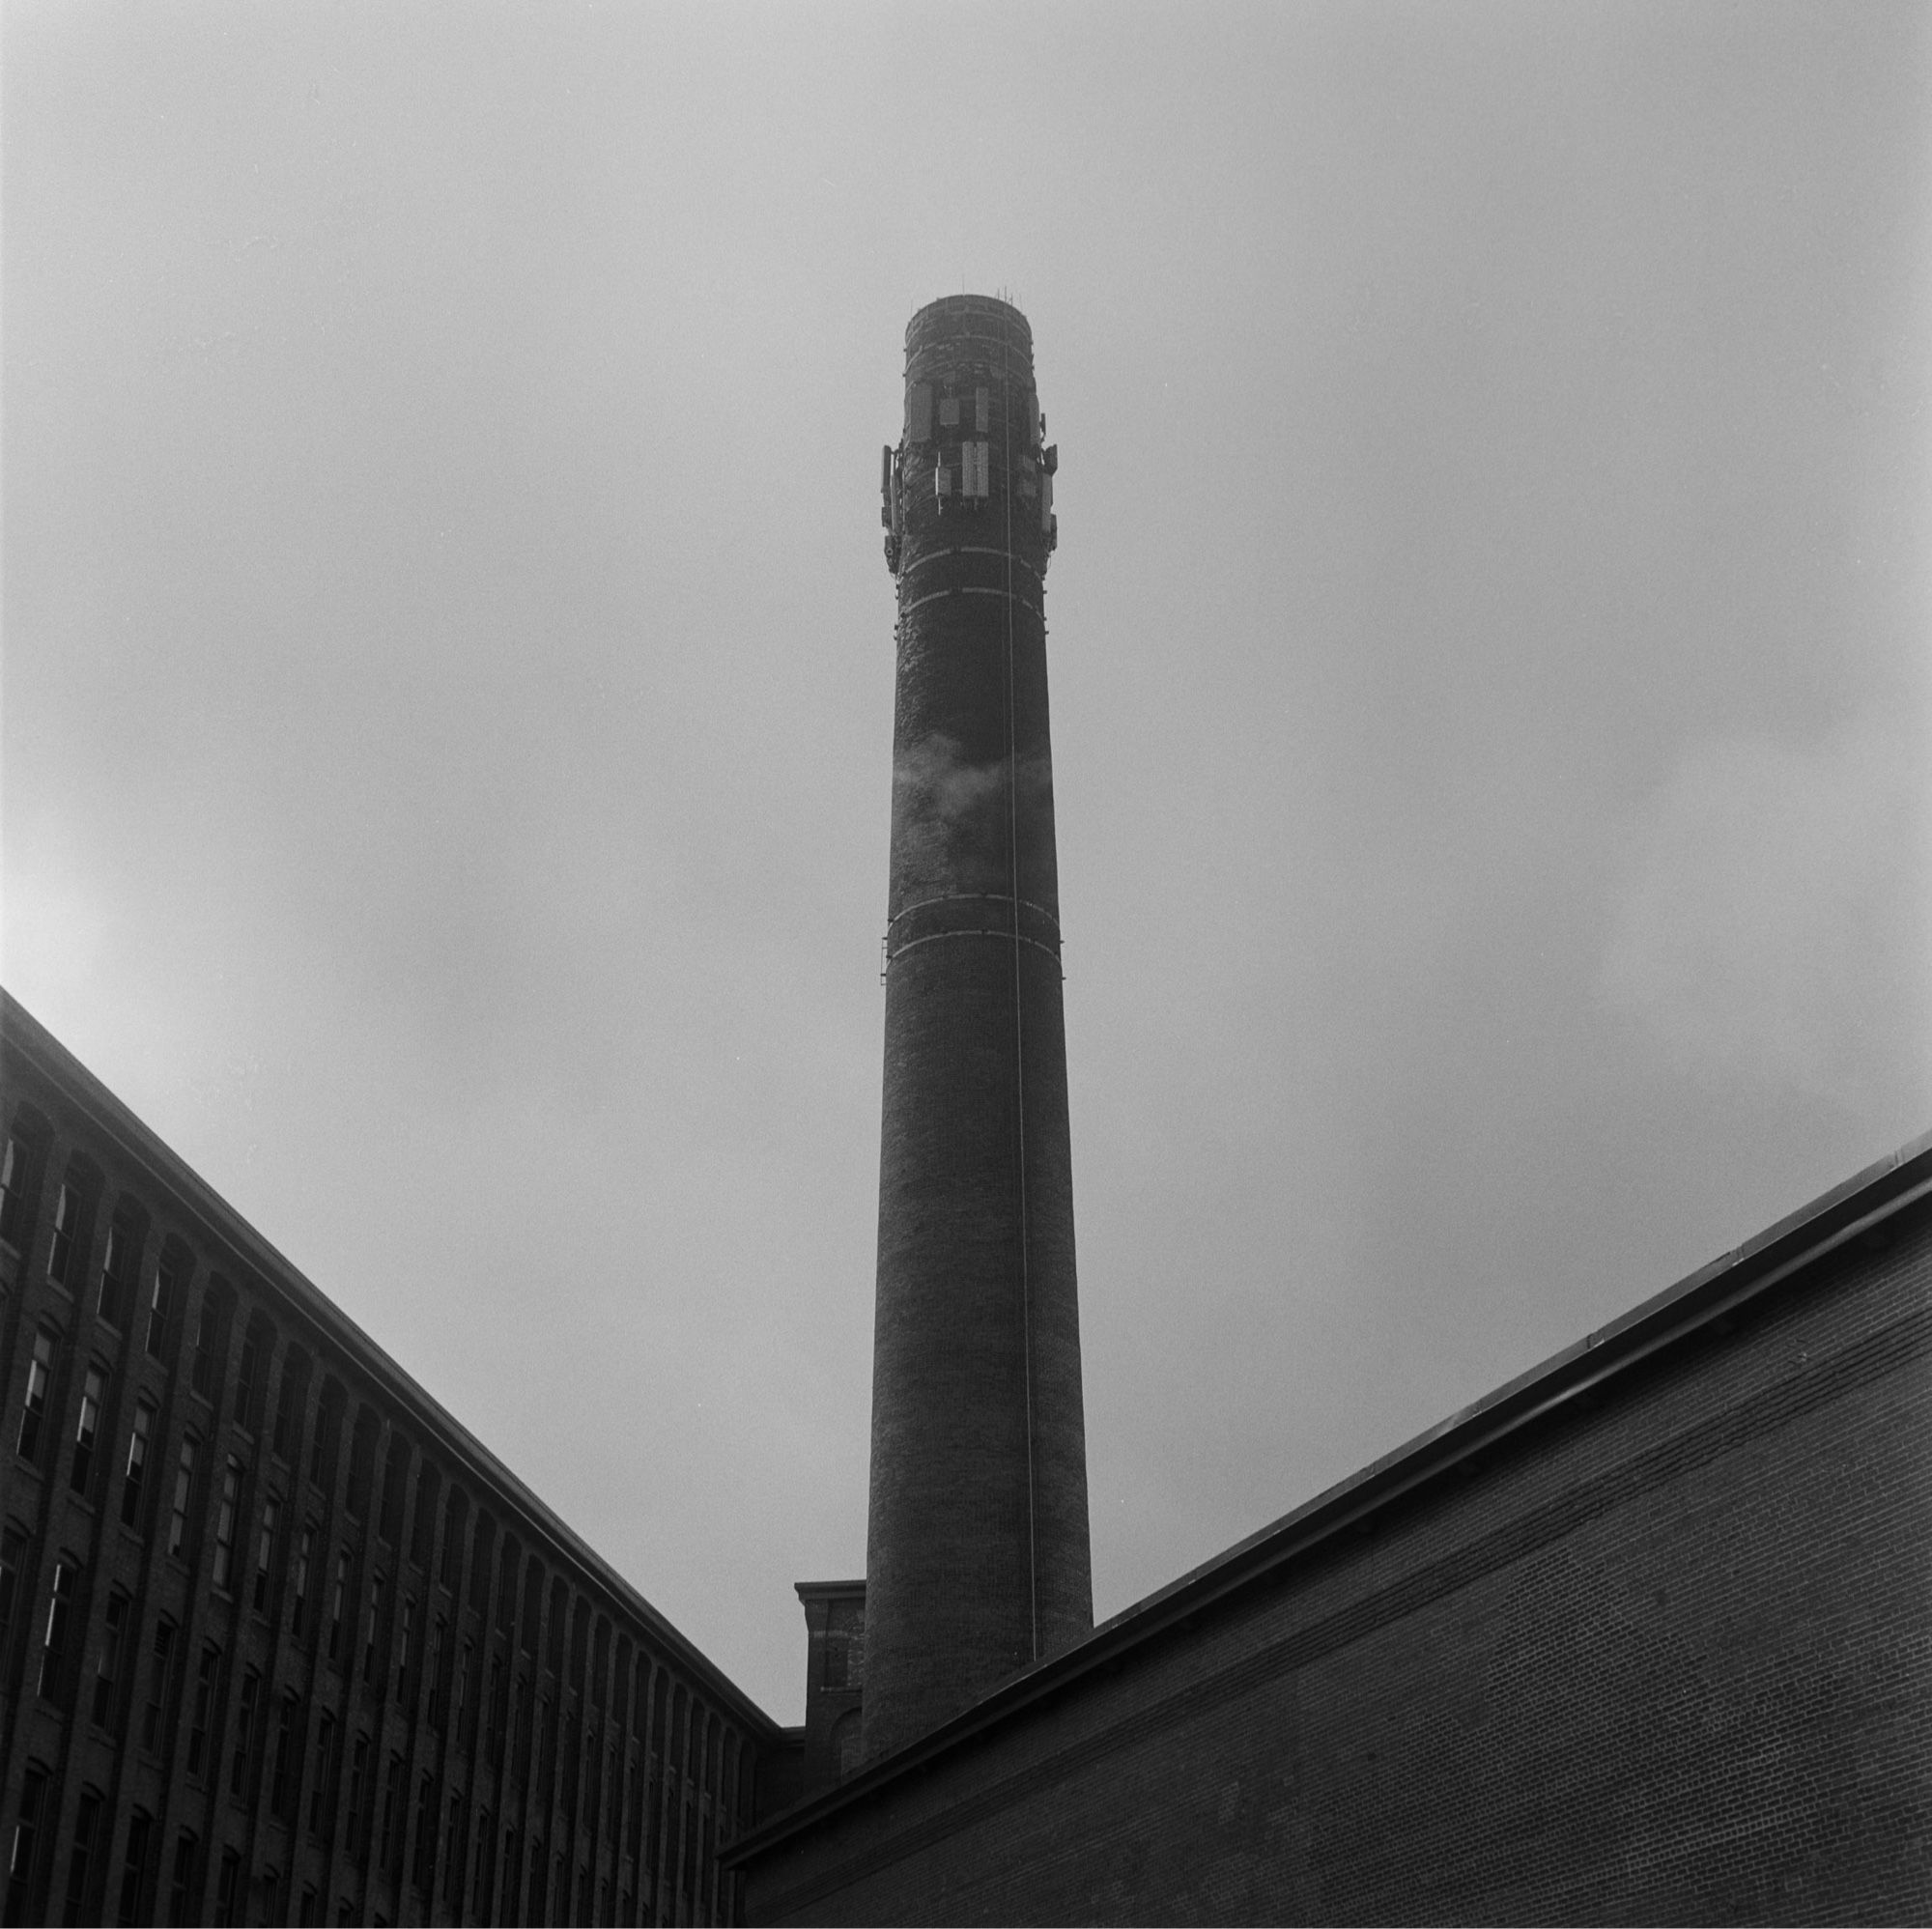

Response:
(0, 993), (785, 1927)
(865, 295), (1092, 1765)
(738, 1156), (1932, 1925)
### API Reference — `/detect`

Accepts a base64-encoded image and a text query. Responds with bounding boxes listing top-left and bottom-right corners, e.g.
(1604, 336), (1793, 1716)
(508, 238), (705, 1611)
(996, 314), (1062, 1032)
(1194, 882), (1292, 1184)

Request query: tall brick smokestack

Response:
(863, 295), (1092, 1761)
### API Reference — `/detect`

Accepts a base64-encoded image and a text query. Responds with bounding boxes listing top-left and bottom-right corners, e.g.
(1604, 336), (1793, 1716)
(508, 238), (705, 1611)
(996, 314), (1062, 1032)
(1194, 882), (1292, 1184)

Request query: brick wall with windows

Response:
(0, 992), (781, 1925)
(735, 1140), (1932, 1926)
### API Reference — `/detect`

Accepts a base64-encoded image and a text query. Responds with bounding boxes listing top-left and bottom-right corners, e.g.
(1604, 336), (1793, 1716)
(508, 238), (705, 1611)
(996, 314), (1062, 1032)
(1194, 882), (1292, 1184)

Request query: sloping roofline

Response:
(728, 1121), (1932, 1861)
(1, 987), (783, 1740)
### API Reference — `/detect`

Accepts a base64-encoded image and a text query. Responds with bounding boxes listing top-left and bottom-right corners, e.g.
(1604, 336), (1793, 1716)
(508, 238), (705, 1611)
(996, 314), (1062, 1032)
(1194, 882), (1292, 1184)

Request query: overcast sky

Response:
(6, 1), (1929, 1722)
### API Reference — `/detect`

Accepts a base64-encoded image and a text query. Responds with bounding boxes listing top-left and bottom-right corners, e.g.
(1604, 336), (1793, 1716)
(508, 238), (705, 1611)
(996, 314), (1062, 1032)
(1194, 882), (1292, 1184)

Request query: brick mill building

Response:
(4, 298), (1928, 1924)
(0, 992), (782, 1927)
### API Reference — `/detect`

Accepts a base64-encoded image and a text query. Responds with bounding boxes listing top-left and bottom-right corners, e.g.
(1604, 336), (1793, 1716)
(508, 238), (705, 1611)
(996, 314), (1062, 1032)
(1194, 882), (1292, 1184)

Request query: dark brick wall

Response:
(865, 295), (1092, 1763)
(0, 994), (781, 1926)
(741, 1177), (1932, 1925)
(793, 1582), (864, 1800)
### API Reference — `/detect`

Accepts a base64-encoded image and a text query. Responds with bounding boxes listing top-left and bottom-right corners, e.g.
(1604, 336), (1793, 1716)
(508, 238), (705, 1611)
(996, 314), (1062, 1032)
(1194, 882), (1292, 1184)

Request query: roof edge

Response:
(727, 1124), (1932, 1862)
(0, 988), (784, 1739)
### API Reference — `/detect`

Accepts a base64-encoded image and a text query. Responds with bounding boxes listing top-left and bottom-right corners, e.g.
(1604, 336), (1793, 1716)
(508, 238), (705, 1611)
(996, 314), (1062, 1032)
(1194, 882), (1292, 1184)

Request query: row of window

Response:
(13, 1327), (708, 1722)
(7, 1770), (358, 1929)
(3, 1526), (747, 1921)
(2, 1098), (758, 1924)
(6, 1759), (696, 1929)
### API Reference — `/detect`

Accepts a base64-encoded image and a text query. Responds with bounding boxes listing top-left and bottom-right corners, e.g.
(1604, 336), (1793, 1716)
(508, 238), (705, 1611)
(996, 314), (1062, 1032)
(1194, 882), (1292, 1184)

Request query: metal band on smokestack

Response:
(863, 296), (1092, 1762)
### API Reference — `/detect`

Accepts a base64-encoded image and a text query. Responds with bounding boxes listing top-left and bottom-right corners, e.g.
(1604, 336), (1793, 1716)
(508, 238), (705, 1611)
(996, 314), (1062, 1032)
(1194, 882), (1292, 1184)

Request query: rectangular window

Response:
(190, 1299), (220, 1401)
(236, 1334), (260, 1433)
(18, 1329), (55, 1461)
(147, 1258), (179, 1360)
(455, 1639), (473, 1745)
(346, 1734), (370, 1859)
(975, 384), (990, 433)
(426, 1615), (446, 1729)
(327, 1551), (349, 1663)
(167, 1830), (197, 1927)
(99, 1222), (136, 1329)
(440, 1496), (463, 1588)
(412, 1773), (437, 1892)
(252, 1496), (279, 1613)
(528, 1836), (548, 1926)
(93, 1592), (129, 1732)
(214, 1849), (240, 1928)
(309, 1400), (337, 1489)
(473, 1809), (493, 1928)
(938, 391), (960, 428)
(229, 1671), (260, 1799)
(71, 1365), (106, 1494)
(40, 1558), (76, 1701)
(7, 1764), (47, 1923)
(396, 1596), (415, 1703)
(411, 1471), (436, 1568)
(272, 1361), (302, 1461)
(0, 1529), (23, 1660)
(142, 1620), (177, 1751)
(121, 1401), (156, 1530)
(271, 1693), (298, 1821)
(115, 1810), (151, 1927)
(185, 1644), (220, 1776)
(291, 1524), (314, 1637)
(168, 1439), (197, 1557)
(66, 1787), (102, 1925)
(443, 1796), (465, 1916)
(211, 1459), (241, 1589)
(0, 1132), (29, 1247)
(308, 1712), (336, 1836)
(47, 1181), (80, 1287)
(363, 1574), (384, 1687)
(378, 1445), (403, 1544)
(379, 1753), (403, 1872)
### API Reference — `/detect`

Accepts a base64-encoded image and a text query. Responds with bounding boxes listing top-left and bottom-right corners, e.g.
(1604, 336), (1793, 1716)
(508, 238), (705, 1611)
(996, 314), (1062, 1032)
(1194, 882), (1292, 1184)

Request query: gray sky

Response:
(6, 1), (1929, 1722)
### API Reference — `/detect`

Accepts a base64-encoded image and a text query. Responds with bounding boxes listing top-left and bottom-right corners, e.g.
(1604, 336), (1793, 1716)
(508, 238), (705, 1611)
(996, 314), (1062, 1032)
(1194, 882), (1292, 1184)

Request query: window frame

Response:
(71, 1361), (107, 1495)
(17, 1326), (57, 1462)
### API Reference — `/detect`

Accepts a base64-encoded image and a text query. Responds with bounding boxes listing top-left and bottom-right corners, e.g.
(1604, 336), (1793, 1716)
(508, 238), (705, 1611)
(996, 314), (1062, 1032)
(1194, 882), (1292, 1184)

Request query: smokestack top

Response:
(906, 293), (1034, 362)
